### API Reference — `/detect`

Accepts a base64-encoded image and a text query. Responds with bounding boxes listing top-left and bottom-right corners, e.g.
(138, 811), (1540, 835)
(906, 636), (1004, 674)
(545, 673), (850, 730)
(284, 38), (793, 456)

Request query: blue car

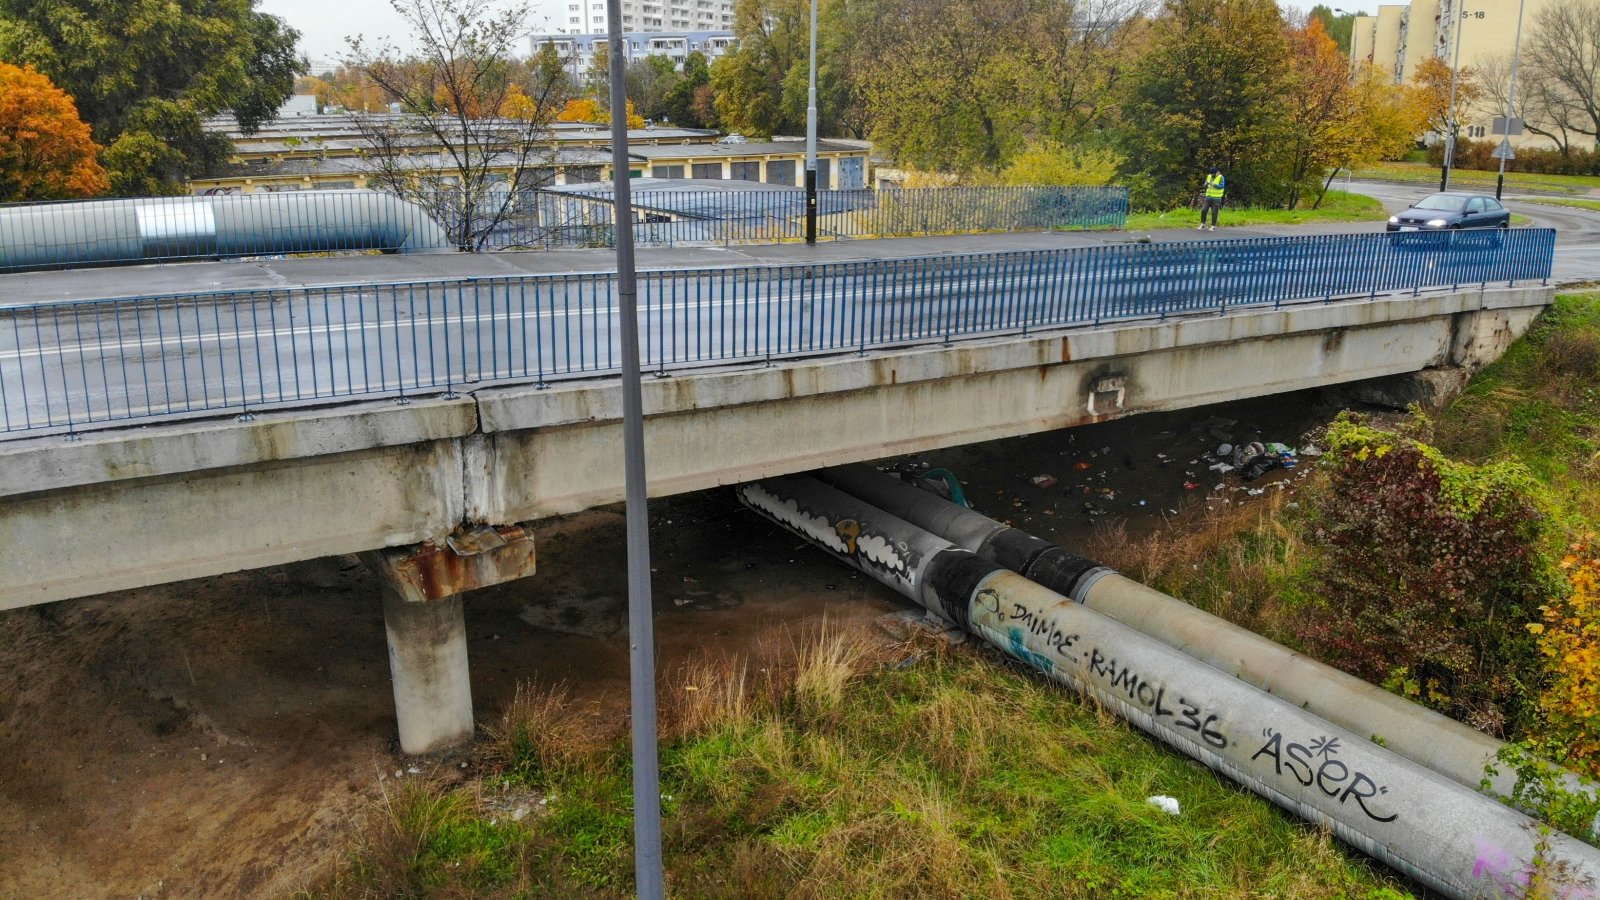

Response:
(1386, 191), (1510, 232)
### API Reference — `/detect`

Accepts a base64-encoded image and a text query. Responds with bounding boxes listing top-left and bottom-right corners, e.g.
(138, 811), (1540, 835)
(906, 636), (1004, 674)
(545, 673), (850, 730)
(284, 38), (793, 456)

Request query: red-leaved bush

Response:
(1298, 417), (1549, 736)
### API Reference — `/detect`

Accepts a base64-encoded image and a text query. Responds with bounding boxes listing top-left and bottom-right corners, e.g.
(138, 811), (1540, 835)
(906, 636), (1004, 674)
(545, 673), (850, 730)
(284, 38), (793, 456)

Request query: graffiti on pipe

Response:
(1086, 646), (1229, 749)
(736, 483), (920, 591)
(975, 590), (1227, 749)
(1250, 728), (1399, 823)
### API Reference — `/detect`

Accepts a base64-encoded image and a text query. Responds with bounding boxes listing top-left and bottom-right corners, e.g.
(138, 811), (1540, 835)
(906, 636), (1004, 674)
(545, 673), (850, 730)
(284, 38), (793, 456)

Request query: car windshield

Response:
(1413, 194), (1470, 211)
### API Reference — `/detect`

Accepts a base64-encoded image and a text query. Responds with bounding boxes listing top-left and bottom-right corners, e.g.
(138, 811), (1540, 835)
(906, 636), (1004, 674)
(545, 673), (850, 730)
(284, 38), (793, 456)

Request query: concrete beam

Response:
(0, 285), (1555, 609)
(0, 395), (477, 499)
(361, 524), (537, 754)
(1, 440), (466, 609)
(469, 289), (1550, 521)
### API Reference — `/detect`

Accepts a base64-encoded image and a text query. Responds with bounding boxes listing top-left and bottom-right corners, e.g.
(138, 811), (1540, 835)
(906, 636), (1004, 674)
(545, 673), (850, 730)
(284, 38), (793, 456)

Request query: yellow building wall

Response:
(1373, 6), (1406, 79)
(1398, 0), (1442, 83)
(1351, 15), (1376, 64)
(1349, 0), (1570, 150)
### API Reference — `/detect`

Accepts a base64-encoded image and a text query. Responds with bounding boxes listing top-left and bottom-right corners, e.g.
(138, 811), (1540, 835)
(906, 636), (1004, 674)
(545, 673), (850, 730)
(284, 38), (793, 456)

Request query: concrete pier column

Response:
(379, 588), (474, 754)
(362, 524), (538, 754)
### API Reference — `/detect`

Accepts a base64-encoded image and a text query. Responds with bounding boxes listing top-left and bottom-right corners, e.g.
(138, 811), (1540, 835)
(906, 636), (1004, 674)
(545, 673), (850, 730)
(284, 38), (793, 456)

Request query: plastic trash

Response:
(1146, 795), (1181, 816)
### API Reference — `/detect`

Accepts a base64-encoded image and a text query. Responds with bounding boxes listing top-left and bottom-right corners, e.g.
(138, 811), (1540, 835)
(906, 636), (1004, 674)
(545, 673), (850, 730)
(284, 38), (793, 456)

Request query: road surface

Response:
(0, 229), (1552, 436)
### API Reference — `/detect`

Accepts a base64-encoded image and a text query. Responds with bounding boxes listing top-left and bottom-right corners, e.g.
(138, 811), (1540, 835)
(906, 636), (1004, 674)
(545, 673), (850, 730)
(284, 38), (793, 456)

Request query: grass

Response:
(1124, 189), (1384, 231)
(1521, 197), (1600, 213)
(1432, 291), (1600, 529)
(305, 625), (1410, 898)
(1350, 161), (1600, 196)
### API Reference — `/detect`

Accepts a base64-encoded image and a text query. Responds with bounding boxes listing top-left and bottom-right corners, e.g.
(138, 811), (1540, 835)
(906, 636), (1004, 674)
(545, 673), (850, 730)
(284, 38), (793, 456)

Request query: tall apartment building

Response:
(531, 31), (737, 80)
(554, 0), (733, 34)
(1351, 0), (1566, 148)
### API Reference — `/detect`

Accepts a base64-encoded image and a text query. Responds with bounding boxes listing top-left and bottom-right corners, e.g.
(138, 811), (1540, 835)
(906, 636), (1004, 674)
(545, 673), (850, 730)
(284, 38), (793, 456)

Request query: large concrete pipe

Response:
(813, 464), (1586, 807)
(737, 474), (1600, 899)
(0, 190), (452, 272)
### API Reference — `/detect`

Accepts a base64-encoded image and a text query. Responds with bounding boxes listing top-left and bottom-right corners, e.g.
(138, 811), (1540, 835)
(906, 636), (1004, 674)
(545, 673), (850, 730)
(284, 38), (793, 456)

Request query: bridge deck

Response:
(0, 227), (1393, 307)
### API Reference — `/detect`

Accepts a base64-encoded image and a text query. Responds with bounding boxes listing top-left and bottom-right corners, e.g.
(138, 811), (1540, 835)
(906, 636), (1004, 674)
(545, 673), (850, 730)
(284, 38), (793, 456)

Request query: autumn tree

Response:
(558, 97), (604, 123)
(0, 62), (107, 201)
(1477, 55), (1577, 156)
(0, 0), (301, 194)
(1339, 65), (1428, 168)
(556, 97), (644, 127)
(664, 51), (713, 127)
(344, 0), (568, 250)
(1120, 0), (1293, 208)
(1278, 17), (1358, 208)
(710, 0), (813, 138)
(857, 0), (1139, 174)
(626, 55), (681, 123)
(1308, 4), (1356, 54)
(1409, 56), (1482, 142)
(998, 140), (1121, 185)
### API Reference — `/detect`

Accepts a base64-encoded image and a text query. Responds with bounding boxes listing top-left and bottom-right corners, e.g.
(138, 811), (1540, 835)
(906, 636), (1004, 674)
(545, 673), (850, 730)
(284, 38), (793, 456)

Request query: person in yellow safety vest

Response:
(1198, 166), (1225, 231)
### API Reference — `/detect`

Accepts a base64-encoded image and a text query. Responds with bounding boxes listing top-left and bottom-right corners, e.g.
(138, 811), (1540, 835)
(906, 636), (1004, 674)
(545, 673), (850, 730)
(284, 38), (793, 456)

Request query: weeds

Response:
(310, 625), (1404, 897)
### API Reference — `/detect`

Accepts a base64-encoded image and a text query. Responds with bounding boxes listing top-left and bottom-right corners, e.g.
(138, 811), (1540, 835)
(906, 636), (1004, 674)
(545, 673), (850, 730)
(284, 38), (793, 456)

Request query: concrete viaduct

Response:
(0, 279), (1552, 751)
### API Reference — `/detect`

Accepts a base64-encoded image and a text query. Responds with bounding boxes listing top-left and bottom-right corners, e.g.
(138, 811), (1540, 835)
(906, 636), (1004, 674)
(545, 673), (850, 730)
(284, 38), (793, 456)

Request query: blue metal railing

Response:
(0, 228), (1555, 435)
(507, 186), (1130, 249)
(0, 186), (1130, 272)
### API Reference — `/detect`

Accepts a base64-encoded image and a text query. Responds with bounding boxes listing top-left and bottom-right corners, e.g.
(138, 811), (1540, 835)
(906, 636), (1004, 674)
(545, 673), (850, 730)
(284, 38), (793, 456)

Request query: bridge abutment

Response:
(360, 525), (537, 754)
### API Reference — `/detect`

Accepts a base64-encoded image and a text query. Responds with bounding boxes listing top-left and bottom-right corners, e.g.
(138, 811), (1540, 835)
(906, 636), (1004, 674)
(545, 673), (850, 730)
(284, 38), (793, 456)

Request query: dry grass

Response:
(665, 656), (753, 738)
(1083, 490), (1313, 641)
(483, 681), (599, 784)
(311, 778), (534, 899)
(791, 622), (876, 720)
(310, 626), (1405, 898)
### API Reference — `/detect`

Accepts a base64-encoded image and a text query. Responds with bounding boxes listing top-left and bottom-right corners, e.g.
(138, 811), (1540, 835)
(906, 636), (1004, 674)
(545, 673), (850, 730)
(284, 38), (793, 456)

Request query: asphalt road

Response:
(0, 229), (1553, 436)
(1338, 179), (1600, 284)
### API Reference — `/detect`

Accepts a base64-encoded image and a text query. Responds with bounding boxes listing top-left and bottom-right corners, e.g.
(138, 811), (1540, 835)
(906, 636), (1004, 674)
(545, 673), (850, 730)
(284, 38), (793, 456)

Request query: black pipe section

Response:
(815, 465), (1113, 602)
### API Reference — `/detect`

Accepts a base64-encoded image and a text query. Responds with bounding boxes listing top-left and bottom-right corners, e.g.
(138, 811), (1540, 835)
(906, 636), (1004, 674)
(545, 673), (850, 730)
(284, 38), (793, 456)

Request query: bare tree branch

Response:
(343, 0), (572, 250)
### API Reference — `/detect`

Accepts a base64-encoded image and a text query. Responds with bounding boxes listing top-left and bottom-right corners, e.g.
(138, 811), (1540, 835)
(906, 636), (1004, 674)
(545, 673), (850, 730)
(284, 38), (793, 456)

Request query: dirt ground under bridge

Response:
(0, 391), (1344, 897)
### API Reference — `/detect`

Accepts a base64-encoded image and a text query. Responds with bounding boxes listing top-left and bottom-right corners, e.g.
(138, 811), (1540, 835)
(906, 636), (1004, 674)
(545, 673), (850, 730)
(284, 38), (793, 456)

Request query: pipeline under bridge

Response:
(737, 471), (1600, 900)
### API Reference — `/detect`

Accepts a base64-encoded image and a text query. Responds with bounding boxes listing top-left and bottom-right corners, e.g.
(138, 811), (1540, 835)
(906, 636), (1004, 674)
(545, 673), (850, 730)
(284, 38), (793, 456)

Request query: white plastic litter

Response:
(1146, 795), (1181, 815)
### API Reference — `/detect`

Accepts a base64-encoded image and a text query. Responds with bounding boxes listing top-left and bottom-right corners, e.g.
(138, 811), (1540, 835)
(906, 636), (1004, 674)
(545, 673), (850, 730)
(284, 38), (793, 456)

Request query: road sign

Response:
(1491, 138), (1516, 160)
(1492, 116), (1524, 136)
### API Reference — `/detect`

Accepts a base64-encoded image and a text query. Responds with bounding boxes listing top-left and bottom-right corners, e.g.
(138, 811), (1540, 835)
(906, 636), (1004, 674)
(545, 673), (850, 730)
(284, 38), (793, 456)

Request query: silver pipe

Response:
(814, 464), (1589, 806)
(0, 191), (451, 273)
(739, 474), (1600, 898)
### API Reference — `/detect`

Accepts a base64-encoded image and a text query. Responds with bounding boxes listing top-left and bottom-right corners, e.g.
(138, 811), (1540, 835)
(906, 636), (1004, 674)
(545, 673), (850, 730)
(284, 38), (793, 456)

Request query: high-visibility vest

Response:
(1204, 173), (1226, 199)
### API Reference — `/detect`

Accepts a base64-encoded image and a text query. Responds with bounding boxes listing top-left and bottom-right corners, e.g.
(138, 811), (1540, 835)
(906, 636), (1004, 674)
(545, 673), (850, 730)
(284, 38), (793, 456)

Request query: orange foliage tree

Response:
(555, 97), (645, 128)
(1278, 17), (1357, 208)
(1529, 545), (1600, 777)
(0, 62), (108, 202)
(1410, 56), (1483, 138)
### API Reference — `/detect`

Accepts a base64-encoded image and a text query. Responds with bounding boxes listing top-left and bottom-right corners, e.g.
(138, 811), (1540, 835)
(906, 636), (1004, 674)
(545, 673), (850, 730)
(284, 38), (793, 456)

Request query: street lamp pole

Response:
(1440, 0), (1467, 191)
(602, 3), (664, 897)
(804, 0), (818, 245)
(1495, 0), (1527, 200)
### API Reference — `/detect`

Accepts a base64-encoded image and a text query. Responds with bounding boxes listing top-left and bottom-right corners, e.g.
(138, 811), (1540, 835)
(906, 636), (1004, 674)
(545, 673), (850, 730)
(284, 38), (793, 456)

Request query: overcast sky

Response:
(259, 0), (568, 66)
(261, 0), (1382, 70)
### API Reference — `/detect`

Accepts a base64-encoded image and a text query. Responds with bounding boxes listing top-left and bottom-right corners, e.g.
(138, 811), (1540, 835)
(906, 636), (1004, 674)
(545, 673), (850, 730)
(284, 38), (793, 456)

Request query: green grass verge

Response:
(1521, 197), (1600, 213)
(1124, 190), (1384, 231)
(308, 641), (1412, 898)
(1350, 162), (1600, 196)
(1433, 291), (1600, 531)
